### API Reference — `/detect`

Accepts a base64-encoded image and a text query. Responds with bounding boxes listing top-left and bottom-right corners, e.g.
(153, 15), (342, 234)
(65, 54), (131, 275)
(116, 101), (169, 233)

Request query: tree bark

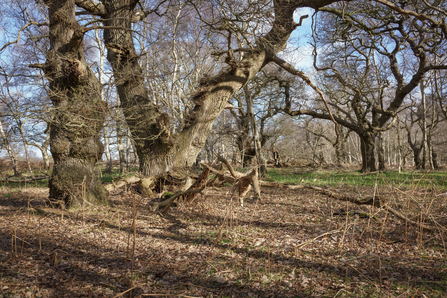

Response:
(116, 118), (126, 173)
(18, 124), (34, 177)
(377, 132), (385, 171)
(360, 133), (377, 173)
(44, 0), (109, 209)
(244, 86), (267, 176)
(420, 79), (428, 170)
(0, 117), (19, 175)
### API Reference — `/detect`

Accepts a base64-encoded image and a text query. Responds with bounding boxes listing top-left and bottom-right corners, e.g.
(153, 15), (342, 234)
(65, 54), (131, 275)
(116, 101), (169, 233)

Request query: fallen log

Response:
(0, 176), (49, 183)
(104, 175), (142, 192)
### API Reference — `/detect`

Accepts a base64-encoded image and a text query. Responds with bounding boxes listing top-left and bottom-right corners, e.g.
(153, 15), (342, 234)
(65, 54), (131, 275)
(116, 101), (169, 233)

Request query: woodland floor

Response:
(1, 171), (447, 297)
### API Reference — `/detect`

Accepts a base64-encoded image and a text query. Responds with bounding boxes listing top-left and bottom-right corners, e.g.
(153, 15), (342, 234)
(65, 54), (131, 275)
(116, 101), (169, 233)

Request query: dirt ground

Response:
(0, 181), (446, 297)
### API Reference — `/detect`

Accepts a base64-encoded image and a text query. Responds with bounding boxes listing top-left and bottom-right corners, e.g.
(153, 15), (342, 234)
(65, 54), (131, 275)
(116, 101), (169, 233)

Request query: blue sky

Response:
(286, 7), (315, 70)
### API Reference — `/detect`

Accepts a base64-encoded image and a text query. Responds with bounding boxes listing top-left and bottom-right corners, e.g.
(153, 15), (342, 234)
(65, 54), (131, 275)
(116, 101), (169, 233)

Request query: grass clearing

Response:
(267, 167), (447, 189)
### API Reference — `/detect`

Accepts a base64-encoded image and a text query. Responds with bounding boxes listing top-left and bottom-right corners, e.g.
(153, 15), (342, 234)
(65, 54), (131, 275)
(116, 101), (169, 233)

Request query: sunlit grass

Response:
(266, 168), (447, 189)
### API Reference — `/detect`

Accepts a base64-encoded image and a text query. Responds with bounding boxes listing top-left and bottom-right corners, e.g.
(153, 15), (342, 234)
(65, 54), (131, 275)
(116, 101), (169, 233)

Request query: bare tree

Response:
(3, 0), (447, 207)
(280, 1), (447, 172)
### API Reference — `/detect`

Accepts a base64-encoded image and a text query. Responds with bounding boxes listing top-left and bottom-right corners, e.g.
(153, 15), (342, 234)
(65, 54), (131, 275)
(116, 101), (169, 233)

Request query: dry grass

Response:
(0, 175), (446, 297)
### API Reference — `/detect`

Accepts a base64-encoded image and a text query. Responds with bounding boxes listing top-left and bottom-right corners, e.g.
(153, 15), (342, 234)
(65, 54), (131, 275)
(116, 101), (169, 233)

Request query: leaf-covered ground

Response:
(1, 177), (447, 297)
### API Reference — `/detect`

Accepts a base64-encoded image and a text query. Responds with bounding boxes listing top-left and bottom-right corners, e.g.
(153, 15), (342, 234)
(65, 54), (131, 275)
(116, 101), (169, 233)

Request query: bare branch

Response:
(132, 0), (170, 22)
(75, 0), (106, 16)
(373, 0), (447, 36)
(271, 55), (339, 145)
(0, 21), (48, 53)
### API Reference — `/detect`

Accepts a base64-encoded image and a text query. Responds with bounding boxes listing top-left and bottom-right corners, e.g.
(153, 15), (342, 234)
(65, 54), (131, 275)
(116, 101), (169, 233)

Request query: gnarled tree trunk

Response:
(44, 0), (109, 209)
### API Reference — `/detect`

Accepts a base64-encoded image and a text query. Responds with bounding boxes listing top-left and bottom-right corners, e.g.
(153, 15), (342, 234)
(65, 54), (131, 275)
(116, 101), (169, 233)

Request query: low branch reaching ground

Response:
(263, 181), (438, 231)
(184, 167), (210, 202)
(203, 155), (261, 205)
(203, 158), (438, 231)
(160, 185), (206, 214)
(102, 159), (438, 232)
(151, 176), (195, 212)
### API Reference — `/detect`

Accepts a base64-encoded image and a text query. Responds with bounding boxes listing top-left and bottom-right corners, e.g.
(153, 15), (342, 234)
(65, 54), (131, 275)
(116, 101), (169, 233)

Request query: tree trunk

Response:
(413, 146), (422, 170)
(18, 125), (34, 177)
(0, 117), (19, 175)
(27, 133), (51, 170)
(412, 146), (422, 169)
(335, 126), (349, 165)
(116, 118), (125, 173)
(102, 0), (300, 176)
(236, 116), (251, 168)
(126, 128), (132, 171)
(421, 79), (428, 170)
(396, 124), (402, 173)
(103, 126), (113, 174)
(44, 0), (109, 209)
(360, 133), (377, 173)
(245, 85), (267, 176)
(406, 128), (423, 170)
(432, 151), (439, 169)
(96, 29), (112, 174)
(377, 132), (385, 171)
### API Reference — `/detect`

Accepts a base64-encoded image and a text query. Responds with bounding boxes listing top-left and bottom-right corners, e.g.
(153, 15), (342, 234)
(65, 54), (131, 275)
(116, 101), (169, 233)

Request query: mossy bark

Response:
(44, 0), (109, 209)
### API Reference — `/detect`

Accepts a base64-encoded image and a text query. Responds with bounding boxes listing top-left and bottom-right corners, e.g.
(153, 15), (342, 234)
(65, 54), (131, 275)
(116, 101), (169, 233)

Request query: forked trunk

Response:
(102, 0), (308, 175)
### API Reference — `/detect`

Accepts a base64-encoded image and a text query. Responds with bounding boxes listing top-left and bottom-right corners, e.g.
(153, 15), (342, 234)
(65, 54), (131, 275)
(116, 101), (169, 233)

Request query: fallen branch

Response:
(0, 176), (49, 183)
(151, 174), (207, 213)
(260, 181), (305, 190)
(265, 182), (439, 231)
(203, 155), (261, 205)
(160, 185), (206, 214)
(151, 176), (195, 212)
(104, 175), (142, 192)
(296, 224), (354, 250)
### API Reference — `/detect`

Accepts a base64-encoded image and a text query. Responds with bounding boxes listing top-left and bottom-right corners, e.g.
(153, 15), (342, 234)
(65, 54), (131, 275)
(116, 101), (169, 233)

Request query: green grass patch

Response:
(0, 170), (50, 189)
(99, 167), (138, 183)
(266, 168), (447, 189)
